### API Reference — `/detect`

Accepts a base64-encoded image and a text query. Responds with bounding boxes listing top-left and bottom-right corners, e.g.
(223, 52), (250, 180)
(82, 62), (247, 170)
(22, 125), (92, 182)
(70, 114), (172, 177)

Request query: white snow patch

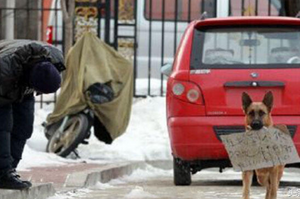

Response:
(125, 186), (158, 198)
(109, 165), (172, 185)
(18, 145), (67, 171)
(282, 170), (300, 182)
(194, 168), (300, 182)
(135, 79), (167, 96)
(77, 96), (172, 161)
(48, 188), (91, 199)
(65, 189), (91, 197)
(27, 102), (55, 152)
(92, 181), (115, 189)
(108, 178), (127, 185)
(120, 165), (172, 182)
(47, 195), (69, 199)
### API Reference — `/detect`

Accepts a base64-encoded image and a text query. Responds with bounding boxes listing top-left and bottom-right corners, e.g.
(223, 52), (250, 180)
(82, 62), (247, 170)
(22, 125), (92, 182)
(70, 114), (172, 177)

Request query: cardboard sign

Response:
(220, 127), (300, 171)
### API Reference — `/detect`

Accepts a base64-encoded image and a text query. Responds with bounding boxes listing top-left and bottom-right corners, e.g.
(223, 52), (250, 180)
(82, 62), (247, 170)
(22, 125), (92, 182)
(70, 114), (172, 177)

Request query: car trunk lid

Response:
(190, 69), (300, 116)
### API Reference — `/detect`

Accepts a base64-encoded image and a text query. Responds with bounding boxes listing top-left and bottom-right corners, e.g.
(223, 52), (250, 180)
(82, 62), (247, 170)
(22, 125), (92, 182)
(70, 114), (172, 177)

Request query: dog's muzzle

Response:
(250, 120), (263, 130)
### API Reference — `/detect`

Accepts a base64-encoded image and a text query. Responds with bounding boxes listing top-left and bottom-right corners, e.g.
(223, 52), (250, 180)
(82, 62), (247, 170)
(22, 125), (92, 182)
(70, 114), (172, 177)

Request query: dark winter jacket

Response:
(0, 40), (65, 106)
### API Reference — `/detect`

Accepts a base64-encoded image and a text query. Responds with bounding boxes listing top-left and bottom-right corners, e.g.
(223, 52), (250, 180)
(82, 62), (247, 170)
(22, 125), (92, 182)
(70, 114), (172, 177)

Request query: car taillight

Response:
(171, 80), (203, 105)
(172, 83), (185, 95)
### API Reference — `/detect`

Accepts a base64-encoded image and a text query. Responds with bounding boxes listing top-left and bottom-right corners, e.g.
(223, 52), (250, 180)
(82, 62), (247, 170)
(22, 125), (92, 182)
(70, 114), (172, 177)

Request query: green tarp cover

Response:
(47, 32), (133, 140)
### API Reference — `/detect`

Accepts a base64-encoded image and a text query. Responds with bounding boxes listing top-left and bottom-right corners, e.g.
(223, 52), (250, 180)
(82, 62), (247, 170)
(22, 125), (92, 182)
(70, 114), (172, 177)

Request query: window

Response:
(230, 0), (281, 16)
(144, 0), (216, 22)
(191, 26), (300, 69)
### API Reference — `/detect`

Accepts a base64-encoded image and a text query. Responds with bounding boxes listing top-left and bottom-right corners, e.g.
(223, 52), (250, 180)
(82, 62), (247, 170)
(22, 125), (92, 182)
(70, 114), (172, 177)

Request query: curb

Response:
(65, 162), (147, 188)
(0, 183), (55, 199)
(65, 160), (172, 188)
(84, 162), (147, 187)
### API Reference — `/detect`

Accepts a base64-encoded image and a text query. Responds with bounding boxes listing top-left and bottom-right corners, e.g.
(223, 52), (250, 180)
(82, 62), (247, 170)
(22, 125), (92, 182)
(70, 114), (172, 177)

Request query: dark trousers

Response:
(0, 95), (35, 171)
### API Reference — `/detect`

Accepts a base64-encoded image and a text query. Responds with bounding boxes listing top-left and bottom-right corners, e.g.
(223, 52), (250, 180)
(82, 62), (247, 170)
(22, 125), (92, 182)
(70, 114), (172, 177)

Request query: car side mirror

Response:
(161, 63), (172, 77)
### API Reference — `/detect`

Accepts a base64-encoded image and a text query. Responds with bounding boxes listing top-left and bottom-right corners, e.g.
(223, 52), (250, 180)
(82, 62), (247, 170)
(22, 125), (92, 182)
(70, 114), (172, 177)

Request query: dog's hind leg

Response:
(242, 170), (254, 199)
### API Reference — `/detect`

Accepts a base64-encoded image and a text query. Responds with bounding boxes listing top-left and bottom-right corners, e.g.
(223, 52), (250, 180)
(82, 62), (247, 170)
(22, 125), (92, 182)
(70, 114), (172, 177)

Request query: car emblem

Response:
(250, 72), (258, 78)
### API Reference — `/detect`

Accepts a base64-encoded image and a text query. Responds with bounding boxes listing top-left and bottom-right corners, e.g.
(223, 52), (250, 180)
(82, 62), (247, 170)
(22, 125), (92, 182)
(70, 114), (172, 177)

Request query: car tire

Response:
(46, 114), (90, 157)
(173, 157), (191, 186)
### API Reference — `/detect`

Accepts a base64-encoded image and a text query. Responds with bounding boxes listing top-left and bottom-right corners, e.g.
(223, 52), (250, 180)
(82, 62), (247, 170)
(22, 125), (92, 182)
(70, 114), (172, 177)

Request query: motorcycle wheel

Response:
(46, 113), (90, 157)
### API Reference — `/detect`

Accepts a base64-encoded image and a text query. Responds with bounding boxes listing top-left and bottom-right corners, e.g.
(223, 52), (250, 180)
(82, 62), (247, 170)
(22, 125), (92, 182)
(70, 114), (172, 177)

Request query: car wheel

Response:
(46, 114), (90, 157)
(173, 157), (191, 186)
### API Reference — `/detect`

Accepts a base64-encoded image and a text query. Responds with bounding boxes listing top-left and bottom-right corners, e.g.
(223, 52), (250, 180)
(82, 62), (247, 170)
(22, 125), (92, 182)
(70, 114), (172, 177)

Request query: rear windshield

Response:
(191, 26), (300, 69)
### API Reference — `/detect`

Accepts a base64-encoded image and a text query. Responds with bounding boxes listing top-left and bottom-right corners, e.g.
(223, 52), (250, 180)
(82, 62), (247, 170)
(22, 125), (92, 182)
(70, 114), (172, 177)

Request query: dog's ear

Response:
(262, 91), (273, 112)
(242, 92), (252, 112)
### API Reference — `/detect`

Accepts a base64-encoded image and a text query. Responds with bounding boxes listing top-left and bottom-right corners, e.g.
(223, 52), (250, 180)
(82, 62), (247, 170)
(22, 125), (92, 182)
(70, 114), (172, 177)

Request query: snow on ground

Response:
(133, 78), (167, 96)
(108, 165), (173, 185)
(19, 78), (170, 170)
(19, 146), (68, 171)
(47, 188), (91, 199)
(27, 102), (55, 152)
(124, 186), (158, 198)
(77, 96), (171, 161)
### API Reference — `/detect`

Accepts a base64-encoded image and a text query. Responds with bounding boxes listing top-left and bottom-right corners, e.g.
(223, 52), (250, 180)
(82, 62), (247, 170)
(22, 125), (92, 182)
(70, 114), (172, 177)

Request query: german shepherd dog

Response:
(241, 91), (289, 199)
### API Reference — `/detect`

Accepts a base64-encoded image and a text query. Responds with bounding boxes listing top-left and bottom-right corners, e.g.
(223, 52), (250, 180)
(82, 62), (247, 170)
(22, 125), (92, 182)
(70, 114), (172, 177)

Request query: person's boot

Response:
(10, 169), (32, 187)
(0, 169), (31, 189)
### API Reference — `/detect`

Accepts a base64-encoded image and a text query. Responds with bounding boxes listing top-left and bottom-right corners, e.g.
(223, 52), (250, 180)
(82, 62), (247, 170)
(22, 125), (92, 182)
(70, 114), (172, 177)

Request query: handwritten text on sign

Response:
(220, 127), (300, 171)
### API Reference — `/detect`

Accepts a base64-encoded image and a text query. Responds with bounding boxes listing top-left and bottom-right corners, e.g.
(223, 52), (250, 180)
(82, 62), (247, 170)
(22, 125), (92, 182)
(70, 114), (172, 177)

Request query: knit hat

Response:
(29, 61), (61, 94)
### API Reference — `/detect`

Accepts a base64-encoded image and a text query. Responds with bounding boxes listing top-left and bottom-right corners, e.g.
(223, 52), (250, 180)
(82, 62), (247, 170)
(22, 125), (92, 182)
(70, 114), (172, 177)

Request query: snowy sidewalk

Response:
(19, 162), (107, 190)
(0, 161), (151, 199)
(0, 162), (107, 199)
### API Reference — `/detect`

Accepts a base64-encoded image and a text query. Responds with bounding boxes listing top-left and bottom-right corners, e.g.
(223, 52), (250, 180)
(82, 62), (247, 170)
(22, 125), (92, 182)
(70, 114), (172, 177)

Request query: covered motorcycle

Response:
(45, 32), (133, 156)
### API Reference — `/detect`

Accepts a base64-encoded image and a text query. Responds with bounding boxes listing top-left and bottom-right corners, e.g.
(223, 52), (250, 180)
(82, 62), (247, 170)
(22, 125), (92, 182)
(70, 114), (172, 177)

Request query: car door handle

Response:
(224, 81), (285, 88)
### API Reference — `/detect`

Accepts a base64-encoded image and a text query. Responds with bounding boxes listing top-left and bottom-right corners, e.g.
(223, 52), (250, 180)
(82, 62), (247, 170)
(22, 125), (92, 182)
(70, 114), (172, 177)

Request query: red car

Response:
(163, 16), (300, 185)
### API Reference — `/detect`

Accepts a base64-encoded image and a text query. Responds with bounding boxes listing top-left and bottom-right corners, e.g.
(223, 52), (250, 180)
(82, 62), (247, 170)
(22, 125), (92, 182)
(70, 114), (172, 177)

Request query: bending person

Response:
(0, 40), (64, 189)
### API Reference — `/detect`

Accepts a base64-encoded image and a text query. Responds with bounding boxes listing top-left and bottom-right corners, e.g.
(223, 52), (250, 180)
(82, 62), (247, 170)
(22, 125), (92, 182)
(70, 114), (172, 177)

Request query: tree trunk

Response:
(61, 0), (75, 57)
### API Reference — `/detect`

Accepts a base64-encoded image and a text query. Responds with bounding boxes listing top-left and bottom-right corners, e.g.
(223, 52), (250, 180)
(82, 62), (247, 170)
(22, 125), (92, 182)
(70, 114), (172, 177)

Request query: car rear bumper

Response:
(168, 116), (300, 161)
